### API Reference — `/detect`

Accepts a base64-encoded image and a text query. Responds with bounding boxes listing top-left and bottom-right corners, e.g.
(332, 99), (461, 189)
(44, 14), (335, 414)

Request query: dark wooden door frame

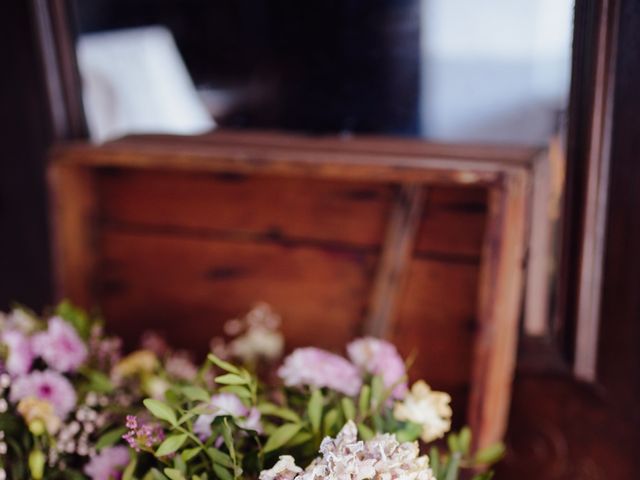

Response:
(559, 0), (620, 381)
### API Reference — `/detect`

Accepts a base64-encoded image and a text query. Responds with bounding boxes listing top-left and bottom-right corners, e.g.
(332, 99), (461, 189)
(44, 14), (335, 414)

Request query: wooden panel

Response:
(98, 230), (376, 355)
(415, 187), (487, 259)
(96, 169), (393, 248)
(52, 135), (534, 185)
(48, 164), (98, 308)
(366, 185), (425, 336)
(392, 258), (479, 387)
(470, 173), (529, 449)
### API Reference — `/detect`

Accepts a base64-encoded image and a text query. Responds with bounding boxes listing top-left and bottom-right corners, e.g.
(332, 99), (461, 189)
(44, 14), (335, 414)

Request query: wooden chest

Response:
(48, 130), (539, 449)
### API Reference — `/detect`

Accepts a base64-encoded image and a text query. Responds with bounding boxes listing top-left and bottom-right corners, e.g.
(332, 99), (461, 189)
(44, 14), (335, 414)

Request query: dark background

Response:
(74, 0), (420, 134)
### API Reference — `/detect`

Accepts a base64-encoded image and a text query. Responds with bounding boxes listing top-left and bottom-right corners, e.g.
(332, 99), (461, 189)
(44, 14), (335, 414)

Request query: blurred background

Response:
(1, 0), (638, 477)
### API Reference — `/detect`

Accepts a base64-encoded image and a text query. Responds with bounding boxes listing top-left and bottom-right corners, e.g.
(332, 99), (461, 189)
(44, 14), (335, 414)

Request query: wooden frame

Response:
(559, 0), (621, 381)
(49, 132), (537, 449)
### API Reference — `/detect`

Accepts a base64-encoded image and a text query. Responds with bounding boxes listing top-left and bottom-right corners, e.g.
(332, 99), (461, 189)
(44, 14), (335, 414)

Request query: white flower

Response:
(393, 381), (452, 443)
(259, 455), (303, 480)
(259, 421), (435, 480)
(229, 326), (284, 363)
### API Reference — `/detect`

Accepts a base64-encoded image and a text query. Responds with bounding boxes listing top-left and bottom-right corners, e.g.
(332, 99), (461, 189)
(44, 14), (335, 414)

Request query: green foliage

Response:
(55, 300), (92, 339)
(428, 428), (504, 480)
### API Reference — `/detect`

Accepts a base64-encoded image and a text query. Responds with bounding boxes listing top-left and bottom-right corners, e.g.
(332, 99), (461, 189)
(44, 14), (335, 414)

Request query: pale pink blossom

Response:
(32, 317), (88, 372)
(83, 446), (130, 480)
(10, 369), (77, 418)
(194, 393), (262, 440)
(2, 329), (33, 375)
(347, 337), (408, 399)
(278, 347), (362, 396)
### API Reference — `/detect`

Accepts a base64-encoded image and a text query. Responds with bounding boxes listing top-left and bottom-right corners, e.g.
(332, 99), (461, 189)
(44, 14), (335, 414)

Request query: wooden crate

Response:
(48, 130), (538, 449)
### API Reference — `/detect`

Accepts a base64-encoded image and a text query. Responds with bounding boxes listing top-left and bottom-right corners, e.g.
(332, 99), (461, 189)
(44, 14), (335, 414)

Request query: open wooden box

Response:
(48, 130), (539, 449)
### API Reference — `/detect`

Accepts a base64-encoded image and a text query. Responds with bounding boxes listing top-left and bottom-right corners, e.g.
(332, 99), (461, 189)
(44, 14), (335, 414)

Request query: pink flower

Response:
(194, 393), (262, 440)
(10, 369), (77, 417)
(278, 347), (362, 396)
(2, 330), (33, 375)
(84, 446), (130, 480)
(347, 337), (408, 399)
(32, 317), (88, 372)
(123, 416), (165, 452)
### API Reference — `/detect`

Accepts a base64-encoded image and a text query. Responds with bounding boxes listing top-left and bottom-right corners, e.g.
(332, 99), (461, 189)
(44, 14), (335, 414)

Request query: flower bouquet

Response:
(0, 303), (503, 479)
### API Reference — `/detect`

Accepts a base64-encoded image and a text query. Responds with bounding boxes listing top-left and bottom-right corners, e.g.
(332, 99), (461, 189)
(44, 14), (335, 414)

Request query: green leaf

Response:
(219, 385), (252, 400)
(445, 453), (461, 480)
(84, 370), (114, 393)
(357, 423), (374, 440)
(164, 468), (186, 480)
(28, 449), (45, 479)
(358, 385), (371, 414)
(395, 422), (422, 442)
(156, 434), (188, 457)
(95, 426), (127, 451)
(207, 448), (234, 468)
(207, 354), (241, 375)
(472, 472), (494, 480)
(182, 447), (201, 462)
(181, 386), (210, 403)
(177, 411), (198, 426)
(286, 431), (314, 448)
(447, 433), (460, 453)
(474, 442), (505, 465)
(341, 398), (356, 421)
(459, 426), (472, 455)
(212, 464), (233, 480)
(370, 376), (384, 408)
(55, 300), (91, 339)
(308, 389), (323, 433)
(258, 403), (301, 423)
(222, 418), (235, 462)
(173, 454), (187, 473)
(263, 423), (302, 452)
(150, 469), (169, 480)
(122, 458), (137, 480)
(144, 399), (177, 425)
(429, 447), (440, 477)
(215, 373), (249, 386)
(323, 408), (340, 436)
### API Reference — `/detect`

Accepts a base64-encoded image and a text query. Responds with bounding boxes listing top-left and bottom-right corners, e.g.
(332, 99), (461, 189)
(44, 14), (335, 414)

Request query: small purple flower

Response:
(32, 317), (88, 372)
(83, 446), (130, 480)
(1, 329), (33, 375)
(123, 416), (165, 452)
(277, 347), (362, 396)
(194, 393), (262, 440)
(347, 337), (408, 399)
(10, 369), (77, 418)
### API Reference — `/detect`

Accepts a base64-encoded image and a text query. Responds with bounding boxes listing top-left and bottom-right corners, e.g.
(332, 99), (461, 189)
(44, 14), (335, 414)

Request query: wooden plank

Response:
(469, 172), (529, 450)
(48, 164), (97, 308)
(97, 170), (393, 249)
(111, 130), (539, 166)
(366, 184), (425, 336)
(97, 230), (377, 355)
(523, 149), (554, 336)
(51, 134), (534, 186)
(392, 257), (480, 387)
(415, 187), (487, 259)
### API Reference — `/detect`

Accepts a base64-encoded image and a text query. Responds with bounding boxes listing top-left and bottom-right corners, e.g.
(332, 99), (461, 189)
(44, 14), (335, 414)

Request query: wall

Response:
(420, 0), (574, 144)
